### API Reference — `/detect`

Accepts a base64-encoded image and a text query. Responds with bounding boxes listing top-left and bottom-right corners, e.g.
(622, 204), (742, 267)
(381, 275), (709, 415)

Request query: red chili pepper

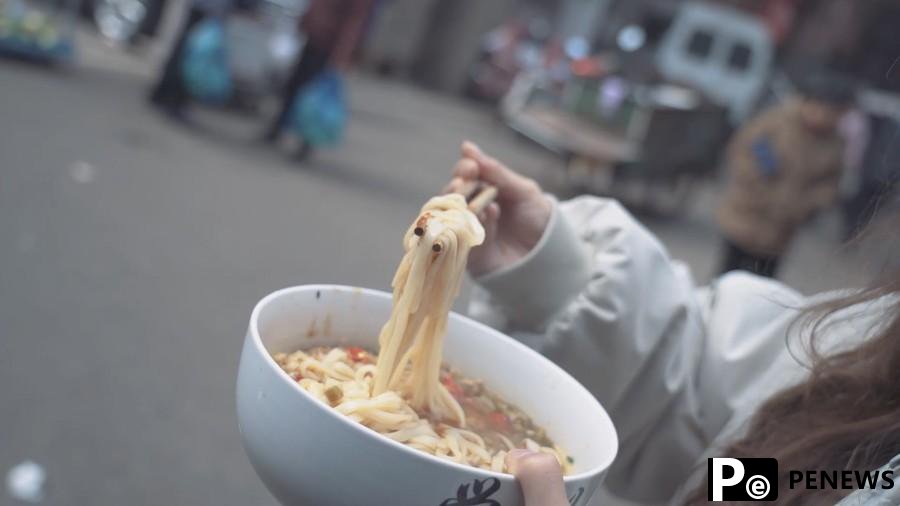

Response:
(441, 375), (464, 399)
(346, 346), (367, 362)
(488, 411), (511, 432)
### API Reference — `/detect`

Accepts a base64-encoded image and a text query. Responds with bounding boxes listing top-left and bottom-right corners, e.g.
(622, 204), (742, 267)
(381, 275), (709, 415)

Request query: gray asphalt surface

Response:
(1, 31), (893, 506)
(0, 44), (568, 506)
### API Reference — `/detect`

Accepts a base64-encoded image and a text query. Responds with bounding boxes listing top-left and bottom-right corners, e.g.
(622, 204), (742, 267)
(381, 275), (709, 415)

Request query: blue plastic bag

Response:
(181, 19), (232, 102)
(290, 70), (347, 147)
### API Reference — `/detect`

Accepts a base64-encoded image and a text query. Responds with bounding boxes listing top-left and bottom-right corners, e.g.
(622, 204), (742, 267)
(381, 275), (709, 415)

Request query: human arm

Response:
(453, 143), (806, 502)
(808, 157), (844, 213)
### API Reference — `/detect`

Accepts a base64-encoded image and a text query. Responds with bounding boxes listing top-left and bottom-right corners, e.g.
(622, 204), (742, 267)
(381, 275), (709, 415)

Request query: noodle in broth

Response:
(272, 194), (571, 473)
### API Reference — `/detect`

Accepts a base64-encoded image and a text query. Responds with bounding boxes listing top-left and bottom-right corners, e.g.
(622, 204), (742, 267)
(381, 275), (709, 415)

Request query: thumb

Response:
(482, 202), (500, 245)
(468, 202), (500, 277)
(507, 450), (569, 506)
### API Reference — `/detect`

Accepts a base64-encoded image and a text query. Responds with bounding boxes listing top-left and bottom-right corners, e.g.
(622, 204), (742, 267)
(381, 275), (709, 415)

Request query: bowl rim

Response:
(248, 283), (618, 483)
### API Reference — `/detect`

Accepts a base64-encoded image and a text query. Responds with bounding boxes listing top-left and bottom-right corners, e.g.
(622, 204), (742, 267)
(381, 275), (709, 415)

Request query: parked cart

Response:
(503, 72), (730, 213)
(501, 1), (774, 214)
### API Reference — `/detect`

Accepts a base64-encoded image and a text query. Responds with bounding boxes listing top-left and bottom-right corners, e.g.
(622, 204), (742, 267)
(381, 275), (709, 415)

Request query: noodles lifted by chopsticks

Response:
(373, 194), (484, 426)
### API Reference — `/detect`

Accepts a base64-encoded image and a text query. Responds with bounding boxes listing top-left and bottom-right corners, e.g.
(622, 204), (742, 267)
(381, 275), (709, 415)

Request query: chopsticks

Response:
(457, 180), (498, 215)
(415, 182), (497, 253)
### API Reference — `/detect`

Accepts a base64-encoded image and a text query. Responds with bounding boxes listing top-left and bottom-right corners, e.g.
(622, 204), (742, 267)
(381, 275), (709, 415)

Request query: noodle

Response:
(273, 347), (571, 473)
(373, 194), (484, 425)
(272, 194), (571, 474)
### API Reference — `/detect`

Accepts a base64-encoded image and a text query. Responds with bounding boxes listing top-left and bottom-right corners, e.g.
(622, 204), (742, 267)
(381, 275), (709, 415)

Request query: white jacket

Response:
(468, 196), (899, 505)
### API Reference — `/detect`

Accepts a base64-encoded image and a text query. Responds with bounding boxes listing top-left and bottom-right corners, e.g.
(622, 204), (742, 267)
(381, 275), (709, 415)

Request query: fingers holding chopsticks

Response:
(460, 141), (541, 201)
(444, 141), (552, 276)
(444, 154), (498, 223)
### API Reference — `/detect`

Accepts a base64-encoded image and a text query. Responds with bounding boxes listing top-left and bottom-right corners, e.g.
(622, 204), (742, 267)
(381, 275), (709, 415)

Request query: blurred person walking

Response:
(261, 0), (375, 158)
(716, 73), (854, 277)
(836, 106), (871, 240)
(841, 115), (900, 241)
(148, 0), (255, 118)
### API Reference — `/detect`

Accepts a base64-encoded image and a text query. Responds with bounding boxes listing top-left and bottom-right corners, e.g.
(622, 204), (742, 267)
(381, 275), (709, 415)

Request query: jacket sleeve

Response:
(468, 196), (803, 503)
(809, 156), (845, 213)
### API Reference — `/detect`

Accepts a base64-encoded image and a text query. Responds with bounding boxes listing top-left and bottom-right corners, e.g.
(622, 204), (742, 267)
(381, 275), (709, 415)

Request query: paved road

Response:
(0, 42), (570, 505)
(0, 31), (892, 506)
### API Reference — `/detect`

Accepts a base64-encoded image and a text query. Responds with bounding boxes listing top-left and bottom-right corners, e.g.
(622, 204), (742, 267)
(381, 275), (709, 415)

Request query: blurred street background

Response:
(1, 0), (898, 504)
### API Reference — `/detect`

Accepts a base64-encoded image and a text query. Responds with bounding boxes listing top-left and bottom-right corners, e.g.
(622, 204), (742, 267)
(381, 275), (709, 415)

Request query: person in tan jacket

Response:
(717, 74), (854, 277)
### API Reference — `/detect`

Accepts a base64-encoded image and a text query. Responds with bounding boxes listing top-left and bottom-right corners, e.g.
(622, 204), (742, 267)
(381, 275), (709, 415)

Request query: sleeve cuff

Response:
(473, 196), (591, 328)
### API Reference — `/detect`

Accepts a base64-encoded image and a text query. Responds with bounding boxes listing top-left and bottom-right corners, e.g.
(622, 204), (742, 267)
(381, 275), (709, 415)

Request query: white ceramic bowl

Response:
(237, 285), (618, 506)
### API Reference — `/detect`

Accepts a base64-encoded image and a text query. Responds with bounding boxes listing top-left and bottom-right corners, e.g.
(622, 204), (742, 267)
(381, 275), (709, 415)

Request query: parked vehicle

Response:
(464, 13), (558, 103)
(656, 1), (773, 124)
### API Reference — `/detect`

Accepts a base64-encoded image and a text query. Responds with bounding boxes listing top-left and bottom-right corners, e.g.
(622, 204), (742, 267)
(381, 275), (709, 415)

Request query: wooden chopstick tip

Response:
(467, 185), (498, 215)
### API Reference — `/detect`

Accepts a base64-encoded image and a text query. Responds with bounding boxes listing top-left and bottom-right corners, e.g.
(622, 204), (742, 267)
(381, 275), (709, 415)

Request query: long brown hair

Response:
(689, 275), (900, 505)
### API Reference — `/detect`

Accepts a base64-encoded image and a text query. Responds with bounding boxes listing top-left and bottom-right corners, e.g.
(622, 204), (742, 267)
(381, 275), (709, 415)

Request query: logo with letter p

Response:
(708, 458), (778, 501)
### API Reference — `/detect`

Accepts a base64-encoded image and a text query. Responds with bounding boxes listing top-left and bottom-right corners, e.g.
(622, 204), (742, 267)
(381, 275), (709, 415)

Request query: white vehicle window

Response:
(685, 29), (714, 60)
(727, 42), (753, 72)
